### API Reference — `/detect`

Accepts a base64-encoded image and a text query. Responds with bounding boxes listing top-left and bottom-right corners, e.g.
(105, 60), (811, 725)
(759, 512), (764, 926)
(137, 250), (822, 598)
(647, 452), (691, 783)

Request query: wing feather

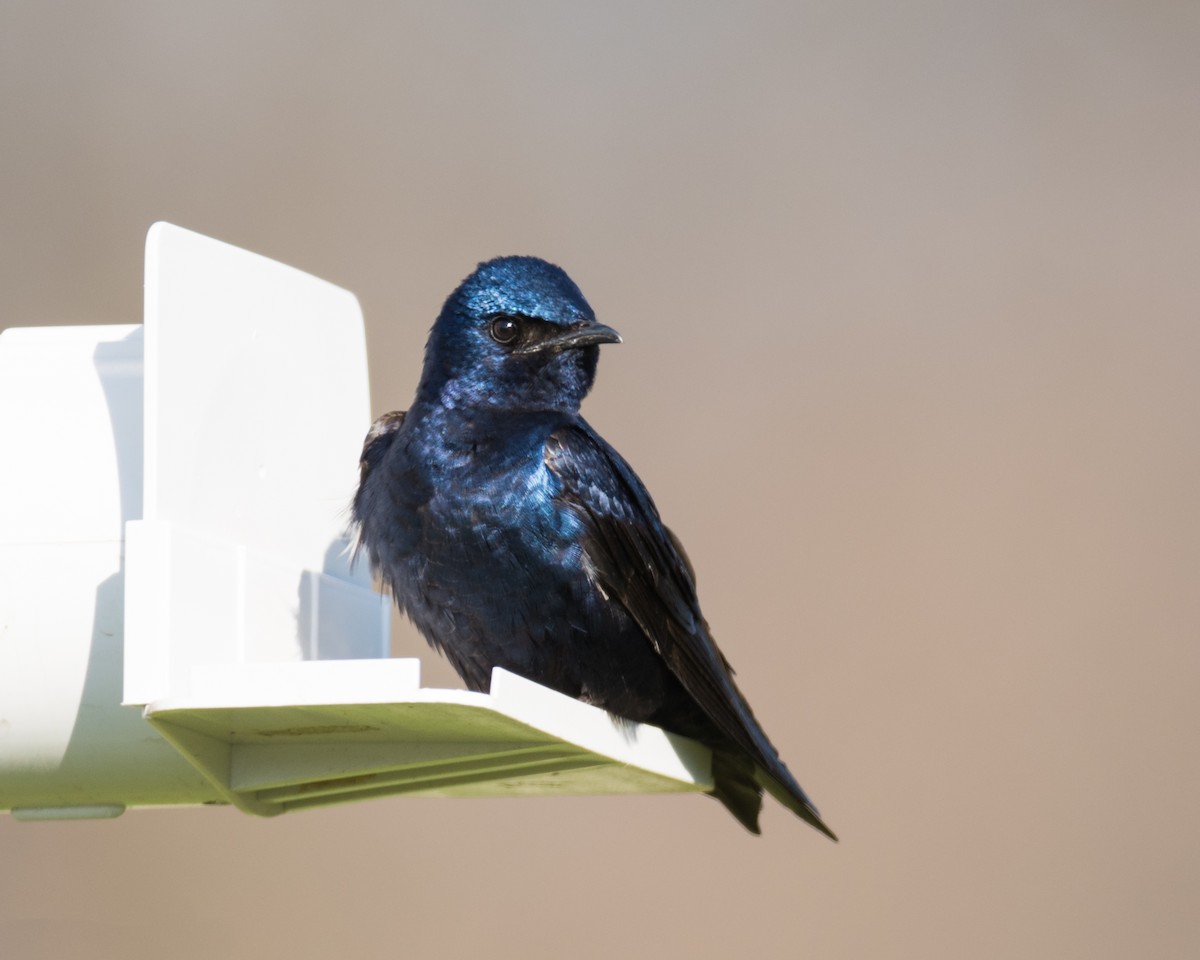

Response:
(545, 423), (834, 839)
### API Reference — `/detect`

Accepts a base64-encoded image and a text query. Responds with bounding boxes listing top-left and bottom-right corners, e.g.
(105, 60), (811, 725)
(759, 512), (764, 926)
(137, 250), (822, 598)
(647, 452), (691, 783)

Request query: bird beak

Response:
(514, 321), (623, 355)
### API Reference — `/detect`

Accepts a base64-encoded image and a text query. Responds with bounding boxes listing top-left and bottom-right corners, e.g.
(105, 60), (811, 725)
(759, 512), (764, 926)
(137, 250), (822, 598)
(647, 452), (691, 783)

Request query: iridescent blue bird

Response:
(353, 256), (835, 838)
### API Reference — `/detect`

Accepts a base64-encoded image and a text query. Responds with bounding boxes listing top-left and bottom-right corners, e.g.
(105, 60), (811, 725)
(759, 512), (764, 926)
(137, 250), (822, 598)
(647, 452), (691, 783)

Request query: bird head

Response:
(417, 256), (621, 414)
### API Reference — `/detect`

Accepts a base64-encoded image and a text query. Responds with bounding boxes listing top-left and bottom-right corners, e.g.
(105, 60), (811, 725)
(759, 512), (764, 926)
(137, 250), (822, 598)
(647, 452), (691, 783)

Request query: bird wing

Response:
(358, 410), (407, 485)
(544, 422), (832, 836)
(352, 410), (407, 561)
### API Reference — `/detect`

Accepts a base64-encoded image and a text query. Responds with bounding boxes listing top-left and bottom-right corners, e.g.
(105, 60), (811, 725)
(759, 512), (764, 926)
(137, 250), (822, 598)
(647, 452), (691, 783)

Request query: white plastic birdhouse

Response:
(0, 224), (710, 821)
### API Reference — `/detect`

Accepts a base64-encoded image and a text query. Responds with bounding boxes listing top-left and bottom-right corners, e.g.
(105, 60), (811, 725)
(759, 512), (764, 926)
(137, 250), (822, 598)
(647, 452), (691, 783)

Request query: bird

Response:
(353, 256), (835, 839)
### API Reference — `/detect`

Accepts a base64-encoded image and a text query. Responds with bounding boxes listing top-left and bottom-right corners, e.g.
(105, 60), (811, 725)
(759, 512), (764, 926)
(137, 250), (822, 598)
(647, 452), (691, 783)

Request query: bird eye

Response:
(489, 316), (521, 345)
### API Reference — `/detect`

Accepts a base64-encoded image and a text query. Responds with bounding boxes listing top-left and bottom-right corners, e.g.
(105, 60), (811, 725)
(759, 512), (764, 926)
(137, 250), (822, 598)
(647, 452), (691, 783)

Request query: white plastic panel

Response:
(125, 224), (388, 705)
(145, 666), (712, 816)
(0, 327), (137, 764)
(0, 325), (213, 809)
(142, 223), (367, 562)
(0, 324), (142, 545)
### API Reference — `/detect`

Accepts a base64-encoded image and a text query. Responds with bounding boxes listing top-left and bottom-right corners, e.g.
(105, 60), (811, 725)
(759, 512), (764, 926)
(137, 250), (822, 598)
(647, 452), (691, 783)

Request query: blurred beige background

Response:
(2, 2), (1198, 958)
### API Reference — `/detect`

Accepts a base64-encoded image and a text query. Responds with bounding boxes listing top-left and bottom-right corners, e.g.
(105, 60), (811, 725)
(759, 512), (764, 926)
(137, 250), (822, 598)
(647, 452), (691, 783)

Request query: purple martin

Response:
(353, 256), (835, 838)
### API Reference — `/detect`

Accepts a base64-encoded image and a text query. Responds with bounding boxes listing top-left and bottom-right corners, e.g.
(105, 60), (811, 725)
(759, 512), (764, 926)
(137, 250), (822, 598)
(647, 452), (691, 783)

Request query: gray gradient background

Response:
(2, 2), (1198, 958)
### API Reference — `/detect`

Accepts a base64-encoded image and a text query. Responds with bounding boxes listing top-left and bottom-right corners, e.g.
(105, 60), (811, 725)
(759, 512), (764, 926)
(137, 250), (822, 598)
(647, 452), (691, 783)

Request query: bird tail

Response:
(709, 746), (764, 834)
(709, 744), (839, 840)
(756, 767), (839, 841)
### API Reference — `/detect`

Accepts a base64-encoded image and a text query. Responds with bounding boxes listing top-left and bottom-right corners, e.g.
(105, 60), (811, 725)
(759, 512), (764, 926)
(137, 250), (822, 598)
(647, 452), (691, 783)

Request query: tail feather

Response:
(757, 768), (839, 841)
(710, 746), (763, 835)
(709, 744), (839, 840)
